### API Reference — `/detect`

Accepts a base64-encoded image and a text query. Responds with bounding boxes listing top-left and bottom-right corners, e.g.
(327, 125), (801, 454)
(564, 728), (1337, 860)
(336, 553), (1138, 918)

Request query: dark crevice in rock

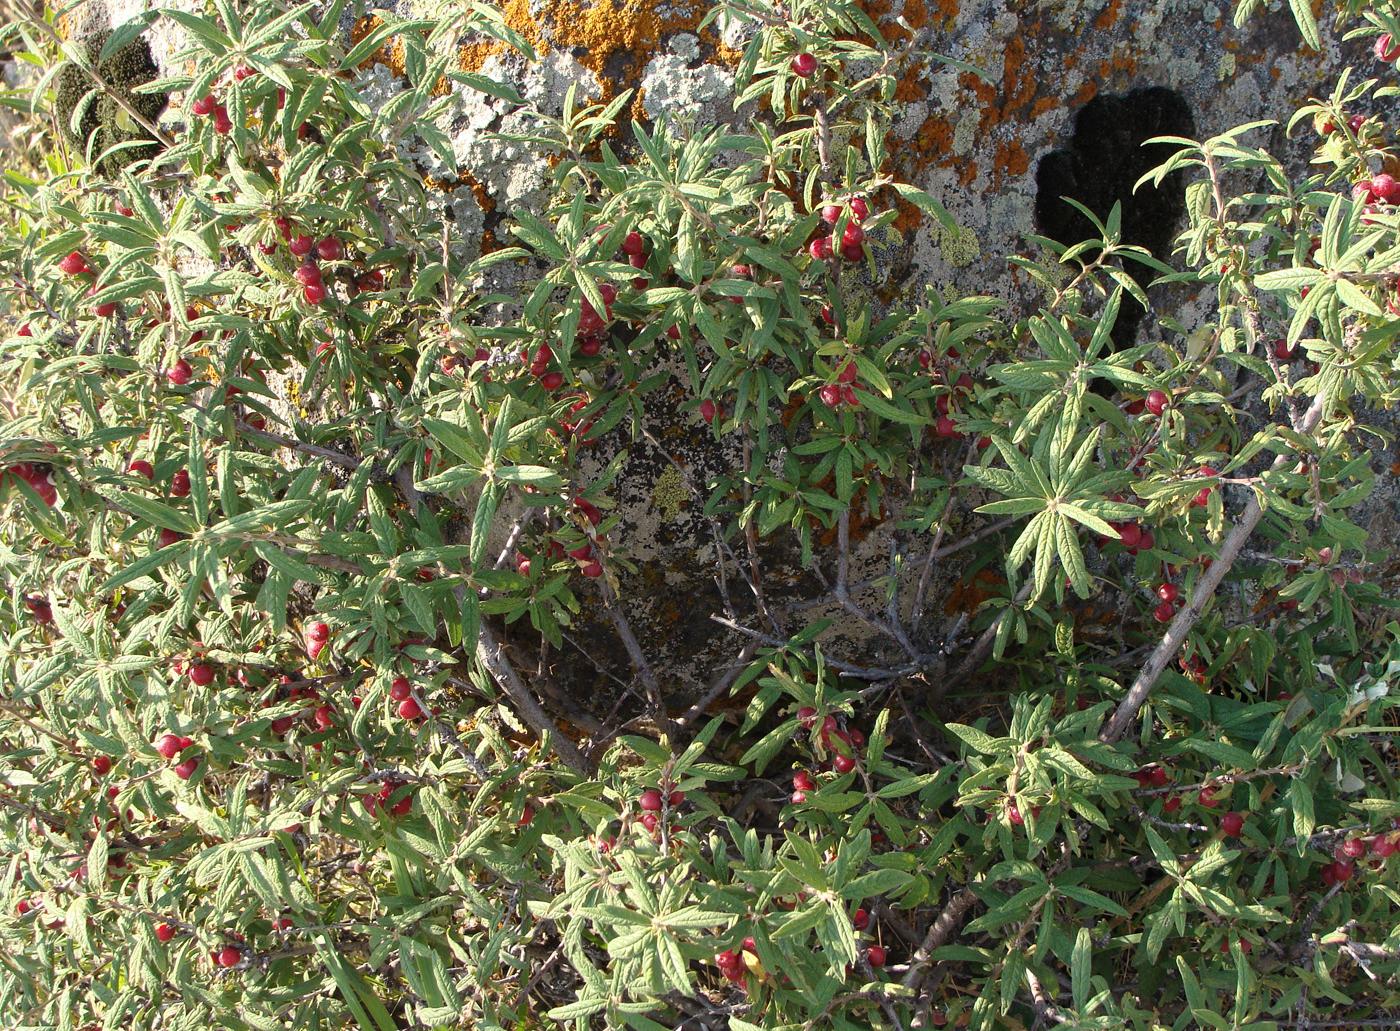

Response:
(1034, 86), (1195, 352)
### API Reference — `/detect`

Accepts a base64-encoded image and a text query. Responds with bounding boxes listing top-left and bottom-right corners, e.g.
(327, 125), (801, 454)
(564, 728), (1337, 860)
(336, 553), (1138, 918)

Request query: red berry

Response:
(866, 944), (886, 968)
(837, 359), (857, 384)
(316, 236), (343, 261)
(699, 399), (717, 423)
(1371, 173), (1400, 204)
(808, 236), (833, 261)
(1007, 803), (1024, 826)
(1198, 788), (1219, 809)
(313, 705), (334, 730)
(793, 770), (815, 792)
(1156, 583), (1179, 604)
(581, 560), (603, 578)
(539, 371), (564, 391)
(58, 250), (89, 276)
(622, 230), (644, 255)
(1341, 837), (1366, 859)
(639, 812), (658, 832)
(1272, 338), (1294, 361)
(294, 260), (322, 287)
(819, 384), (842, 407)
(841, 222), (865, 249)
(849, 197), (869, 221)
(390, 677), (411, 701)
(306, 621), (330, 642)
(127, 459), (154, 480)
(215, 945), (241, 967)
(791, 53), (818, 77)
(212, 105), (232, 134)
(174, 756), (200, 780)
(935, 414), (959, 438)
(1163, 796), (1182, 813)
(188, 663), (215, 687)
(1144, 390), (1169, 416)
(167, 358), (193, 386)
(92, 755), (112, 775)
(840, 241), (864, 262)
(232, 64), (256, 81)
(397, 698), (423, 720)
(833, 754), (856, 774)
(156, 734), (184, 759)
(1152, 601), (1175, 623)
(1220, 812), (1244, 837)
(192, 94), (216, 116)
(639, 788), (663, 812)
(289, 234), (314, 257)
(302, 282), (327, 304)
(797, 707), (818, 728)
(155, 921), (176, 942)
(716, 949), (741, 969)
(790, 790), (807, 804)
(853, 907), (870, 931)
(1376, 33), (1399, 62)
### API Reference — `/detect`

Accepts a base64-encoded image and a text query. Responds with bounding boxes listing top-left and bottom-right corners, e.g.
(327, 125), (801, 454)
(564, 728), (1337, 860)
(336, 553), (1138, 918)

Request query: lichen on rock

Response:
(53, 31), (169, 174)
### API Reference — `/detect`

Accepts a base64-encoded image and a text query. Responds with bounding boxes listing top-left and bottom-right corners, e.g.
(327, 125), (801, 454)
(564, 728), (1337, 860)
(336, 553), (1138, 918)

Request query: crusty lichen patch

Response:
(650, 465), (687, 522)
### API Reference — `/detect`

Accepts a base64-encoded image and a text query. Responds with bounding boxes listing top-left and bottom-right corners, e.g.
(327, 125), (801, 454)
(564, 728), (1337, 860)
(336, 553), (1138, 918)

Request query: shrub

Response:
(1, 0), (1399, 1028)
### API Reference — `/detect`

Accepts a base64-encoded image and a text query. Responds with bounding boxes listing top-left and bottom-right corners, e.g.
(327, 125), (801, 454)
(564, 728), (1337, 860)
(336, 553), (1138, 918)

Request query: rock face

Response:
(41, 1), (1391, 707)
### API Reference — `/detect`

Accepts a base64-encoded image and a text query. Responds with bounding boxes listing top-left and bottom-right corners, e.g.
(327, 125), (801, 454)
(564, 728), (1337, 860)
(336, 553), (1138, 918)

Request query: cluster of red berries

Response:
(517, 497), (607, 578)
(155, 732), (200, 780)
(715, 938), (756, 984)
(818, 359), (861, 409)
(1151, 581), (1182, 623)
(636, 784), (684, 833)
(808, 196), (870, 263)
(362, 778), (414, 817)
(1352, 172), (1400, 206)
(191, 92), (233, 135)
(24, 594), (54, 624)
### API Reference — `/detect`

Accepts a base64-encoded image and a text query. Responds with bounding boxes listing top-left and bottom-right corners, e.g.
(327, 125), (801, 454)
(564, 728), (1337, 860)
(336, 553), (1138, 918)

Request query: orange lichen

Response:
(351, 15), (407, 77)
(944, 569), (1006, 617)
(459, 169), (497, 214)
(991, 139), (1029, 189)
(1030, 96), (1059, 120)
(1094, 0), (1122, 31)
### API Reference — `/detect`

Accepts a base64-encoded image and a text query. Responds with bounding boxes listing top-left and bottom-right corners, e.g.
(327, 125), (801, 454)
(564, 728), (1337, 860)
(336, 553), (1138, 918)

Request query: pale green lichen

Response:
(1218, 51), (1236, 82)
(937, 223), (981, 269)
(650, 465), (688, 522)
